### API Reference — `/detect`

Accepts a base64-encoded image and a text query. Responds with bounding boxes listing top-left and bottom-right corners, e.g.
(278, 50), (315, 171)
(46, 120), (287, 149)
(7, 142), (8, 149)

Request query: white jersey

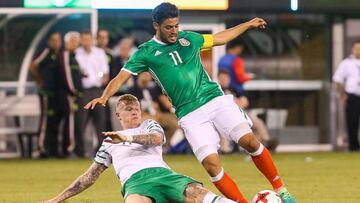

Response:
(94, 119), (170, 185)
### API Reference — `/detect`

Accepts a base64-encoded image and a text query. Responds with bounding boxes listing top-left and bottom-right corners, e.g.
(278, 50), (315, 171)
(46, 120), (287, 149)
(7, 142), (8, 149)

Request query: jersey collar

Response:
(152, 36), (167, 45)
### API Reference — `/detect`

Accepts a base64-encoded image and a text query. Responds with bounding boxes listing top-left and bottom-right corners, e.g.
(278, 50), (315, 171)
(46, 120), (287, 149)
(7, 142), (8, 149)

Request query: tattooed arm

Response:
(40, 162), (107, 203)
(132, 132), (163, 146)
(103, 131), (163, 146)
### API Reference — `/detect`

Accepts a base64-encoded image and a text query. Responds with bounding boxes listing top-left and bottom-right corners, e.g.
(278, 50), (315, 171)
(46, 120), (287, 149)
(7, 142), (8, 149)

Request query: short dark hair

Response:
(353, 40), (360, 45)
(97, 29), (108, 37)
(226, 39), (244, 50)
(81, 30), (92, 36)
(48, 31), (61, 38)
(152, 2), (179, 24)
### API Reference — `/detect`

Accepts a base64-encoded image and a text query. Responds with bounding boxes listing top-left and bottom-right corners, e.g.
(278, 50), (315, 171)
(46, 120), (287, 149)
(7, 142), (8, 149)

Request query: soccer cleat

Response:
(278, 188), (296, 203)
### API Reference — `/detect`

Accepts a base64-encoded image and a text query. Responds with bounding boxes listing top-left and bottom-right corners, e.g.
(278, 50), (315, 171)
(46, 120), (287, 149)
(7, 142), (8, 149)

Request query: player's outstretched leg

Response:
(202, 154), (248, 203)
(238, 133), (296, 203)
(184, 183), (237, 203)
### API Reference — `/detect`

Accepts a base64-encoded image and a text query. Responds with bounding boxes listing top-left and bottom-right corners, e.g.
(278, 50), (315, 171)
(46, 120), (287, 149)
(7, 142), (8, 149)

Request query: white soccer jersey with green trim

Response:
(94, 119), (169, 185)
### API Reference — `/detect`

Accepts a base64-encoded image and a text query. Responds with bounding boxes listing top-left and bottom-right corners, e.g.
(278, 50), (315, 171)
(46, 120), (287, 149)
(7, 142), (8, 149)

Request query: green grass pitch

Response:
(0, 152), (359, 202)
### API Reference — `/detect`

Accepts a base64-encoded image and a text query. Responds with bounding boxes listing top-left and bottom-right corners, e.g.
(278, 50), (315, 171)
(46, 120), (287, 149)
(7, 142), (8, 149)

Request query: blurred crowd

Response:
(29, 30), (277, 159)
(29, 30), (183, 158)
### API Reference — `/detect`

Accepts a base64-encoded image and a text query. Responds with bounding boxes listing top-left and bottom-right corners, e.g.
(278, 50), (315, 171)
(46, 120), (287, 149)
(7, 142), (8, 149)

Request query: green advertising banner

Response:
(24, 0), (228, 10)
(24, 0), (91, 8)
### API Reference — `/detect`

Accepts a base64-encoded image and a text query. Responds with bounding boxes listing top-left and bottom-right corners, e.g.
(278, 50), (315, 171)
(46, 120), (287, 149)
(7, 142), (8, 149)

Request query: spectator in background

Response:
(61, 31), (84, 157)
(333, 40), (360, 151)
(29, 32), (68, 158)
(97, 29), (115, 83)
(217, 70), (278, 152)
(113, 37), (136, 78)
(218, 41), (253, 94)
(128, 72), (157, 118)
(76, 31), (109, 154)
(96, 29), (114, 132)
(128, 72), (179, 149)
(113, 37), (136, 94)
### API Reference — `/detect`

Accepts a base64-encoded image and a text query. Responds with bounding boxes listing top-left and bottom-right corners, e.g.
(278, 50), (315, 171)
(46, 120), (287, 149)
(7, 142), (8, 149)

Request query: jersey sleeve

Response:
(201, 34), (214, 50)
(33, 48), (49, 64)
(143, 119), (166, 144)
(94, 141), (112, 167)
(185, 31), (205, 48)
(333, 60), (348, 84)
(123, 49), (148, 75)
(185, 31), (213, 50)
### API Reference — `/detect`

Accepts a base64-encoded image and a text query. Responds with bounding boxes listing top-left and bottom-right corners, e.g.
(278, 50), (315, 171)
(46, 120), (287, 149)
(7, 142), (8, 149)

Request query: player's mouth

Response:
(169, 35), (177, 41)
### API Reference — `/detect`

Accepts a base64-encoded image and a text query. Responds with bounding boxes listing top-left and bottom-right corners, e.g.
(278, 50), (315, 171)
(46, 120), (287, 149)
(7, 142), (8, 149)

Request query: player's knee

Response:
(229, 122), (252, 142)
(238, 133), (260, 153)
(201, 154), (222, 176)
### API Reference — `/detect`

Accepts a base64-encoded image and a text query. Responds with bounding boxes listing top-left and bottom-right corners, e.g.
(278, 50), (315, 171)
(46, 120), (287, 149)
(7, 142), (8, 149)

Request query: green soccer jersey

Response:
(123, 31), (223, 118)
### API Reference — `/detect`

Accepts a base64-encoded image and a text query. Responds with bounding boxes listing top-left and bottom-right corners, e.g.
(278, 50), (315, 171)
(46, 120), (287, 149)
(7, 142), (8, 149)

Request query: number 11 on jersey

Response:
(169, 51), (183, 66)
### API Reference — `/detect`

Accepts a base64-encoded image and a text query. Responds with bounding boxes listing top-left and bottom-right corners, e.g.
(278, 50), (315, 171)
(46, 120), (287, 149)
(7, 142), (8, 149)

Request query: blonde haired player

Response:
(40, 94), (237, 203)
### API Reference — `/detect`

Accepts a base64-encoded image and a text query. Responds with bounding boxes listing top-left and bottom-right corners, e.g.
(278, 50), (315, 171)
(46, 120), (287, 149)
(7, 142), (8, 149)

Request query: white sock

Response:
(210, 168), (224, 182)
(248, 143), (264, 156)
(203, 192), (237, 203)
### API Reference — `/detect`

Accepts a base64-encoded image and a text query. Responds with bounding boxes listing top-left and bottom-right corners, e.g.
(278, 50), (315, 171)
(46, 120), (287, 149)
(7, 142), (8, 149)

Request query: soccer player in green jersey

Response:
(85, 3), (296, 203)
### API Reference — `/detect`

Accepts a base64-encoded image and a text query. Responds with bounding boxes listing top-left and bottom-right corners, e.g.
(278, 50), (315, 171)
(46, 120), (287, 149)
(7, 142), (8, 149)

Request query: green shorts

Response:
(121, 167), (200, 203)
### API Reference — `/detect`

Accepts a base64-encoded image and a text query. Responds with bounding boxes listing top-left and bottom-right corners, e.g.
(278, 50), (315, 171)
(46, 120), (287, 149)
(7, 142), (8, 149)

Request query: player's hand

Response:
(340, 93), (348, 105)
(102, 131), (127, 144)
(247, 17), (267, 29)
(84, 97), (107, 110)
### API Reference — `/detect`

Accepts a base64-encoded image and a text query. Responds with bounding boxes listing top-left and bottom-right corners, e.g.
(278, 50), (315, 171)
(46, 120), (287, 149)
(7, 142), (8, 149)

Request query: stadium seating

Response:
(0, 94), (39, 157)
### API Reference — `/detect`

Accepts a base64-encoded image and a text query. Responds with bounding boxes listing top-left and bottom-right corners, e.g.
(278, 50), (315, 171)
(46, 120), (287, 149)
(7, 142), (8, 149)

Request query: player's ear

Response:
(153, 22), (160, 31)
(115, 112), (121, 120)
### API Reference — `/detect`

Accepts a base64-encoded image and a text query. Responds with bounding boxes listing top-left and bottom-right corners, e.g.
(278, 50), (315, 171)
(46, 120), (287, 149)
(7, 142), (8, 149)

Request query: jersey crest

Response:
(179, 38), (190, 46)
